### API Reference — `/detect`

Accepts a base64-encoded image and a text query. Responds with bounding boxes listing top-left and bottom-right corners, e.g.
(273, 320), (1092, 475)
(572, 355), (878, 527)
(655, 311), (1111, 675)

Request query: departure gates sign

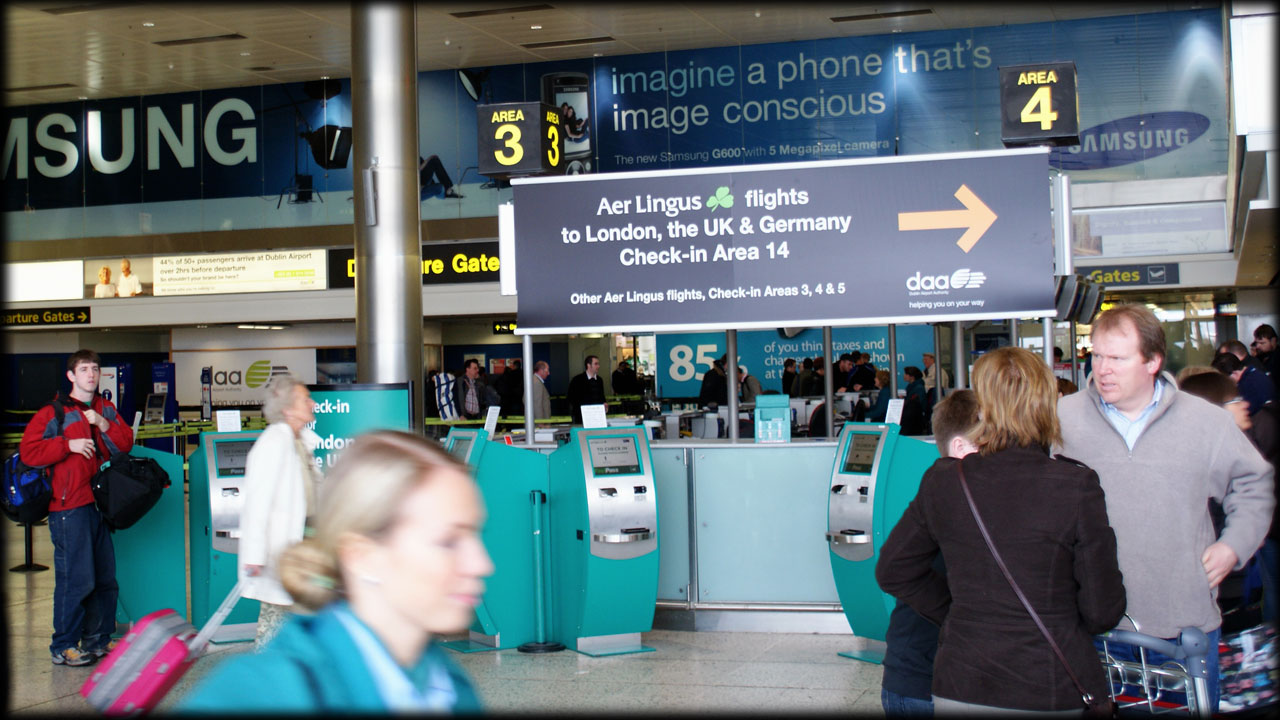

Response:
(512, 147), (1054, 334)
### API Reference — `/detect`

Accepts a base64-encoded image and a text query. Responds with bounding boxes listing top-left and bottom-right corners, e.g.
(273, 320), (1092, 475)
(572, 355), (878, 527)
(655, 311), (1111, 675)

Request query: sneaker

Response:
(52, 647), (94, 666)
(444, 186), (464, 199)
(86, 640), (117, 659)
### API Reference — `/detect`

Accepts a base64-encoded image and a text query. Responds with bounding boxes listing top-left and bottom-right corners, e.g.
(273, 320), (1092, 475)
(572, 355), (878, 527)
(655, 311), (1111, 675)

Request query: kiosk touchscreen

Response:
(440, 427), (552, 653)
(826, 422), (938, 662)
(142, 393), (167, 424)
(547, 427), (658, 656)
(188, 431), (264, 642)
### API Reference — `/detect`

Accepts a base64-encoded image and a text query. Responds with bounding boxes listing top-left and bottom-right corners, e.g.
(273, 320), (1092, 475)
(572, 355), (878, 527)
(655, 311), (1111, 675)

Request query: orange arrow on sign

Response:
(897, 184), (997, 253)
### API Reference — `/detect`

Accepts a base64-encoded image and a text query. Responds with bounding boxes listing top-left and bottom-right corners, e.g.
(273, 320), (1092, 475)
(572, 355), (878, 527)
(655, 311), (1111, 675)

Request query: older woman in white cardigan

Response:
(239, 373), (320, 649)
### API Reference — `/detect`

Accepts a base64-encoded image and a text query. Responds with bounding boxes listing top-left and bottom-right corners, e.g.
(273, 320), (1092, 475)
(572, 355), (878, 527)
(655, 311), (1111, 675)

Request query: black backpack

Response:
(2, 398), (66, 524)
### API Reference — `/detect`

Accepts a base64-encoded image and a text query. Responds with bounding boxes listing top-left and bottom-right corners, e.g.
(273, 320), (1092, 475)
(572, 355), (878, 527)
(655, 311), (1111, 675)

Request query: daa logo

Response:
(906, 269), (987, 294)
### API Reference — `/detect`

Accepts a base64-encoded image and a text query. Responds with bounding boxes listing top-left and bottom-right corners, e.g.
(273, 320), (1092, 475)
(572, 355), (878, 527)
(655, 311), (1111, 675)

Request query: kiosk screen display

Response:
(587, 436), (641, 475)
(450, 438), (473, 461)
(841, 433), (881, 475)
(214, 440), (254, 478)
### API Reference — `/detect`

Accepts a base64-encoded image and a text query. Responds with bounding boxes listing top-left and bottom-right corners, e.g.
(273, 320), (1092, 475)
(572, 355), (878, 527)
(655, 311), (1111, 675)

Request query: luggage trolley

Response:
(1096, 617), (1214, 717)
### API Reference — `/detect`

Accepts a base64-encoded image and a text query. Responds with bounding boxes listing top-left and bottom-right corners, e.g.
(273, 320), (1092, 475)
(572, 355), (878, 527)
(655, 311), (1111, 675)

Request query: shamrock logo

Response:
(706, 186), (734, 211)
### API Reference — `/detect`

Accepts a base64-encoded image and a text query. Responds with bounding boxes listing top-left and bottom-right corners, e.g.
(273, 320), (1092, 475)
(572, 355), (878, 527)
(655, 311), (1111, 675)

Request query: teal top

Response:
(177, 602), (482, 714)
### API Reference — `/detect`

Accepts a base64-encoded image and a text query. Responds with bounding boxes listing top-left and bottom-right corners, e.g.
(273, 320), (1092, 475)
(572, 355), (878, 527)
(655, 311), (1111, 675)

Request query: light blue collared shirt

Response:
(1099, 378), (1166, 451)
(332, 604), (456, 712)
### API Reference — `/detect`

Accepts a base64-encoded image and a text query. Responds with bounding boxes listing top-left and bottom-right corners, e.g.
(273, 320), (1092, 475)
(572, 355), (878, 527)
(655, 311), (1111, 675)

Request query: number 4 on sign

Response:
(1020, 86), (1057, 130)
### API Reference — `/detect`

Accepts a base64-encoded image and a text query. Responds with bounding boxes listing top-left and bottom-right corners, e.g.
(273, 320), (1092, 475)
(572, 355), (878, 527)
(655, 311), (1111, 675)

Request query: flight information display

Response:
(587, 436), (641, 476)
(841, 433), (881, 475)
(214, 440), (254, 478)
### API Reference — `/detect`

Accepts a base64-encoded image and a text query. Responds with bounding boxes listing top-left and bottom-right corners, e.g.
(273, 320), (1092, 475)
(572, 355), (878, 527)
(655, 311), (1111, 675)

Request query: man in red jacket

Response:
(20, 349), (134, 666)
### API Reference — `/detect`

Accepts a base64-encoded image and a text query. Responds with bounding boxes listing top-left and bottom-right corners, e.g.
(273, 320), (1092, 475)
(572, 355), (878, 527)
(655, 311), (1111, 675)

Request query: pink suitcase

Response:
(80, 581), (243, 716)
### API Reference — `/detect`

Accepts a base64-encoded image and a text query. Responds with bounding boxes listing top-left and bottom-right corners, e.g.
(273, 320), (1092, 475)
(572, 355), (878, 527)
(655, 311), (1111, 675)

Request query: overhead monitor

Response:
(586, 436), (641, 476)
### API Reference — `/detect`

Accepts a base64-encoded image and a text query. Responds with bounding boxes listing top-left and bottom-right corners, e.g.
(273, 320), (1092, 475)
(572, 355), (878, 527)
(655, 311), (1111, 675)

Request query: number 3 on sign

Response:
(546, 124), (560, 167)
(1020, 86), (1057, 130)
(494, 123), (523, 166)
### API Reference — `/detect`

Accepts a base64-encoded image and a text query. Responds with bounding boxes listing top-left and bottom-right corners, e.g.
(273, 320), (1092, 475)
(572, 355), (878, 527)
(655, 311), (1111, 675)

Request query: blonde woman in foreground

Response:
(179, 430), (492, 713)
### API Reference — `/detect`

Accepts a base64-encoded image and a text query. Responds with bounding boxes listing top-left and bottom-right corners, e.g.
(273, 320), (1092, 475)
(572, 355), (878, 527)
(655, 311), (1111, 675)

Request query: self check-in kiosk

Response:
(188, 431), (263, 641)
(547, 427), (658, 656)
(827, 421), (938, 662)
(441, 428), (551, 652)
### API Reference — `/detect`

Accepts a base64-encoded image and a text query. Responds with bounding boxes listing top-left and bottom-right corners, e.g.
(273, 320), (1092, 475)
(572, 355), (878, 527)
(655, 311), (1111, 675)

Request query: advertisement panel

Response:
(172, 349), (316, 406)
(153, 250), (326, 296)
(655, 326), (937, 398)
(306, 383), (413, 471)
(513, 147), (1053, 334)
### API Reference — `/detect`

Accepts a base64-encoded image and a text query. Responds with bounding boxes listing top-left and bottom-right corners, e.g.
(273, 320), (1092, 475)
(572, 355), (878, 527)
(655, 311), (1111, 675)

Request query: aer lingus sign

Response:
(511, 147), (1054, 334)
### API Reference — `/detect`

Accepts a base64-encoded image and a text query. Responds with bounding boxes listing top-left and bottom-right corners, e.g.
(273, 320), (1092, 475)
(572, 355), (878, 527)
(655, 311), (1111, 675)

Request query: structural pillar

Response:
(726, 329), (739, 440)
(888, 325), (899, 397)
(523, 334), (535, 446)
(822, 326), (835, 437)
(351, 2), (424, 431)
(952, 322), (967, 390)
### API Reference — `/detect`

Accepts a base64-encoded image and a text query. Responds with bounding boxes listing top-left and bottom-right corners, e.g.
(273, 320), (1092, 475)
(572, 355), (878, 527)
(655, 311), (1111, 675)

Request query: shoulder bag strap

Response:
(955, 460), (1096, 708)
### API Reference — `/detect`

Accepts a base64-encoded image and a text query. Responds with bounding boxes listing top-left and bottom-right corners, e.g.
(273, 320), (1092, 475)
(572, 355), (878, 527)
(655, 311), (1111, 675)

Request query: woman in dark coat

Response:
(876, 346), (1126, 714)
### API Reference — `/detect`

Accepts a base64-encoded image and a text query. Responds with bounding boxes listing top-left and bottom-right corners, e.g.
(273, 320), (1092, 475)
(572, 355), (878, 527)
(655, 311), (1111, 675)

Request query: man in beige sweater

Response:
(1056, 304), (1273, 714)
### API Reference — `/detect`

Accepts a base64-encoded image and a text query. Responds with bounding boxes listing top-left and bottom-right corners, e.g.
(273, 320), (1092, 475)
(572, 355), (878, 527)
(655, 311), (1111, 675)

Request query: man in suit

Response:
(527, 360), (552, 420)
(566, 355), (606, 424)
(452, 359), (489, 420)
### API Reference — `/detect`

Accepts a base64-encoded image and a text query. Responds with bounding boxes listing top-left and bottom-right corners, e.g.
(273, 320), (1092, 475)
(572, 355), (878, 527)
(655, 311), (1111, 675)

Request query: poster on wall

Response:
(153, 250), (327, 296)
(82, 257), (153, 298)
(172, 348), (317, 406)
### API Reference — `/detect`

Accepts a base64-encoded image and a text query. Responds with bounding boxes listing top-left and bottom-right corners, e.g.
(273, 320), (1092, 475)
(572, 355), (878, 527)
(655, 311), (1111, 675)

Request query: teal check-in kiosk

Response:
(441, 428), (551, 653)
(113, 446), (186, 627)
(826, 422), (938, 663)
(188, 431), (263, 642)
(547, 427), (658, 656)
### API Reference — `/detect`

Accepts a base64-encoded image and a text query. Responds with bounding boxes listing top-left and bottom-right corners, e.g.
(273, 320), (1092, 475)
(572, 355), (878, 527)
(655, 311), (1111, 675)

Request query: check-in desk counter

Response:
(647, 437), (846, 633)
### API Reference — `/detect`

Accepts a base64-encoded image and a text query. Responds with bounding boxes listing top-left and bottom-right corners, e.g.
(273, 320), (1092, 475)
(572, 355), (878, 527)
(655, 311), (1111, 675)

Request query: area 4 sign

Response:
(999, 62), (1080, 147)
(477, 102), (566, 179)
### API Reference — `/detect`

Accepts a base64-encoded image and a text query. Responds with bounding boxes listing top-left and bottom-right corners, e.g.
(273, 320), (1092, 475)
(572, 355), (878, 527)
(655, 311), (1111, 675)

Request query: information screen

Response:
(587, 436), (641, 476)
(450, 438), (473, 461)
(841, 433), (881, 475)
(213, 440), (254, 478)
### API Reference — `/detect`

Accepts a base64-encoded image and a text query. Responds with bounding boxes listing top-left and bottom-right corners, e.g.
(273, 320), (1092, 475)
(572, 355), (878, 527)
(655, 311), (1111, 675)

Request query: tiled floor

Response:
(5, 519), (887, 714)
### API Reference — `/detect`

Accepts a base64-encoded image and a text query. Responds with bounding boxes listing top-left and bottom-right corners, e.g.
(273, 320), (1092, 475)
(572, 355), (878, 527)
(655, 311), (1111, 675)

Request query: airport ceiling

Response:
(5, 1), (1214, 106)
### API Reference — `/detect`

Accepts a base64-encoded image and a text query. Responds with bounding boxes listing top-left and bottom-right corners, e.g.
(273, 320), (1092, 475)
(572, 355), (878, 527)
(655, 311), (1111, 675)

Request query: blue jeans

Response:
(1094, 627), (1221, 715)
(49, 504), (118, 654)
(882, 688), (935, 717)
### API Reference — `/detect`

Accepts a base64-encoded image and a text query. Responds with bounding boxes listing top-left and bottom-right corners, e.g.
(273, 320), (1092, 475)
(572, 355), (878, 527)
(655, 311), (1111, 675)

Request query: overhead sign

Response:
(1082, 263), (1179, 287)
(999, 62), (1080, 147)
(153, 250), (326, 296)
(171, 349), (316, 406)
(476, 101), (565, 178)
(492, 321), (517, 334)
(2, 306), (91, 327)
(327, 241), (500, 289)
(511, 147), (1054, 334)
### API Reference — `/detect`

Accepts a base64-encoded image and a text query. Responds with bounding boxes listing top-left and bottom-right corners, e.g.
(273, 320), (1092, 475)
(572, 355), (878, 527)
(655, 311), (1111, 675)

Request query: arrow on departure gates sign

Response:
(897, 184), (998, 253)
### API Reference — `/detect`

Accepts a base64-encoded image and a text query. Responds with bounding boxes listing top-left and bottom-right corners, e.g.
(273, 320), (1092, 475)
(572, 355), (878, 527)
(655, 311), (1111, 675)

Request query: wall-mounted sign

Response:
(153, 250), (326, 296)
(2, 306), (91, 327)
(511, 147), (1054, 334)
(1000, 61), (1080, 147)
(1071, 202), (1227, 258)
(327, 241), (500, 289)
(476, 101), (565, 178)
(492, 321), (517, 334)
(1081, 263), (1180, 287)
(306, 383), (412, 471)
(171, 348), (317, 406)
(3, 260), (85, 302)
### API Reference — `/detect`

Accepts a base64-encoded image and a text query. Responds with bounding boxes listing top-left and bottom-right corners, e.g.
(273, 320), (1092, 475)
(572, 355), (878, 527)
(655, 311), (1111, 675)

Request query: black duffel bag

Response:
(91, 452), (169, 530)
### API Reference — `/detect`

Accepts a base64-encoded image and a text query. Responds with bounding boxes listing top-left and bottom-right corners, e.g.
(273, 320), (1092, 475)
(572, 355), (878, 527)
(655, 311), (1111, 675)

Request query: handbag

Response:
(955, 461), (1117, 719)
(89, 427), (169, 530)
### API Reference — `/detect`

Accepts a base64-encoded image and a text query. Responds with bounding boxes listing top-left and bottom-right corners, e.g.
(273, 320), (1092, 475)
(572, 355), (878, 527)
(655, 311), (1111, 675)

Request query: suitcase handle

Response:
(189, 579), (244, 655)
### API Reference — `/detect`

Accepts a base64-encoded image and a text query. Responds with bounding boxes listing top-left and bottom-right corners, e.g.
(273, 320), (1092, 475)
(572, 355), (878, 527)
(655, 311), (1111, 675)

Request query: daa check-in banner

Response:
(511, 147), (1054, 334)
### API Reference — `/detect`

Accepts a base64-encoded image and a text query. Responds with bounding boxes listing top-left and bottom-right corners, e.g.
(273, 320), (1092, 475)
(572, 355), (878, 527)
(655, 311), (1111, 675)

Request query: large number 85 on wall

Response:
(476, 101), (566, 178)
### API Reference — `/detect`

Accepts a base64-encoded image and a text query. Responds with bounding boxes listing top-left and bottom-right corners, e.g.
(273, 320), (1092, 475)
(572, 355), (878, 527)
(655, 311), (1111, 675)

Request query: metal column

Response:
(523, 334), (535, 446)
(932, 323), (943, 405)
(1042, 318), (1054, 366)
(887, 325), (899, 396)
(822, 326), (834, 437)
(351, 2), (423, 431)
(726, 329), (739, 440)
(1010, 318), (1019, 350)
(952, 322), (967, 390)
